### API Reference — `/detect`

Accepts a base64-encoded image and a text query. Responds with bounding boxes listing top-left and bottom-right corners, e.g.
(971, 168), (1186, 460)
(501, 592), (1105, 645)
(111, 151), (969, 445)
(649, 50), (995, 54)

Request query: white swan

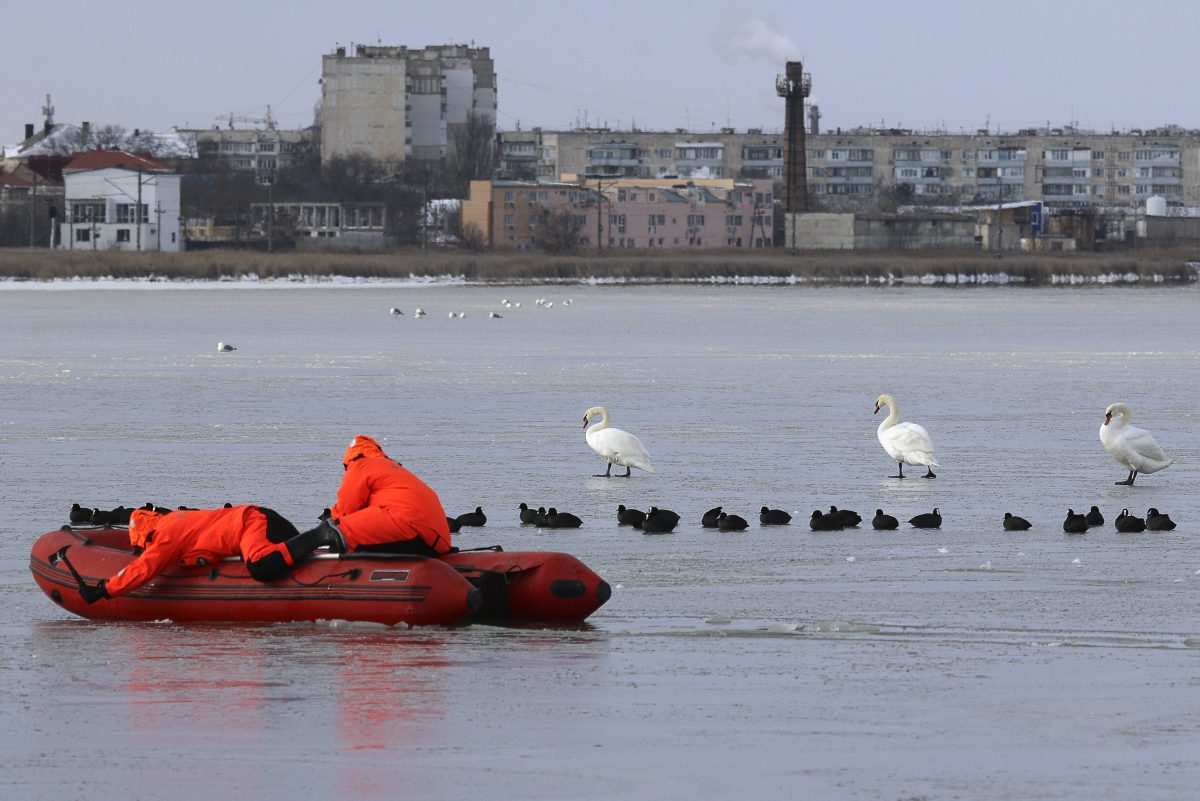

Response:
(874, 393), (939, 478)
(583, 406), (655, 477)
(1100, 402), (1172, 485)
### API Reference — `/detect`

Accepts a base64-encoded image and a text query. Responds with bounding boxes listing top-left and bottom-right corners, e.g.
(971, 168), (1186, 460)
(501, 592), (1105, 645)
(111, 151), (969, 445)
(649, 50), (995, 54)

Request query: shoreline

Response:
(0, 248), (1197, 286)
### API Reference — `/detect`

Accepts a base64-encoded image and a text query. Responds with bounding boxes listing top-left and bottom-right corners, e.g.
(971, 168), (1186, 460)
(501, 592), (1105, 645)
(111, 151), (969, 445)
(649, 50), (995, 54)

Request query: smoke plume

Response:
(716, 18), (801, 64)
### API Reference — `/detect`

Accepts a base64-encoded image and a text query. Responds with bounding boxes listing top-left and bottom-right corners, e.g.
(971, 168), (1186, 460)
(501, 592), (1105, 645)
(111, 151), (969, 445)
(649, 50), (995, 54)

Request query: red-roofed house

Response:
(59, 149), (181, 251)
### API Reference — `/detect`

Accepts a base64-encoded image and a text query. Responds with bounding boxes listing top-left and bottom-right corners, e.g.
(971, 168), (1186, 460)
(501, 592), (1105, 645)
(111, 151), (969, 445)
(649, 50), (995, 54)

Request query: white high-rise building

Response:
(320, 43), (496, 167)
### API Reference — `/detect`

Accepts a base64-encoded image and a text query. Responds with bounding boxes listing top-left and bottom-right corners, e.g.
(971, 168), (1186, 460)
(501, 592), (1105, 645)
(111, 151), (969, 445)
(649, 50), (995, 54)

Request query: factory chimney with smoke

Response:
(776, 61), (811, 216)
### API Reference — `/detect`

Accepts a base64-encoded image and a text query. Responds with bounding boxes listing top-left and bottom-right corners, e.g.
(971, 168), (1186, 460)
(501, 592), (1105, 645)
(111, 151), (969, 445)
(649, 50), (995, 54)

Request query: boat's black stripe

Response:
(32, 562), (435, 602)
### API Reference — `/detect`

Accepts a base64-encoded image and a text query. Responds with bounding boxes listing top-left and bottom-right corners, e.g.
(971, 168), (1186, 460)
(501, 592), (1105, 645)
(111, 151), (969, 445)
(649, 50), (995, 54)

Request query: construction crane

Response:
(217, 106), (277, 130)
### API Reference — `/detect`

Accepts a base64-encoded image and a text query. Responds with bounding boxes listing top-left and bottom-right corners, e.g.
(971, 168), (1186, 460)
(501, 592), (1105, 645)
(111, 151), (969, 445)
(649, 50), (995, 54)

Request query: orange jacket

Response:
(106, 505), (275, 597)
(331, 436), (451, 554)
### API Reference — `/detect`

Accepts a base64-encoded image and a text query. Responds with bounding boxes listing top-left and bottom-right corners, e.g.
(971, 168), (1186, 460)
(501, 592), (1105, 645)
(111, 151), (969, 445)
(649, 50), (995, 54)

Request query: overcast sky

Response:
(5, 0), (1200, 145)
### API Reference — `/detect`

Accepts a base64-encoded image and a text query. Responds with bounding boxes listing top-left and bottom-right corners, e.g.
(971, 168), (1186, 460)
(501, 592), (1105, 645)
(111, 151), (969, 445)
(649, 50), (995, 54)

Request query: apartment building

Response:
(320, 43), (496, 166)
(498, 127), (1200, 211)
(186, 127), (315, 183)
(498, 129), (785, 183)
(462, 178), (774, 250)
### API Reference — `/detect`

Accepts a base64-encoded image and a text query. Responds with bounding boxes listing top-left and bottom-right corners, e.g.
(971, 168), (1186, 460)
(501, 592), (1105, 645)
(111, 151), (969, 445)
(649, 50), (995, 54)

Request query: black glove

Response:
(79, 580), (109, 605)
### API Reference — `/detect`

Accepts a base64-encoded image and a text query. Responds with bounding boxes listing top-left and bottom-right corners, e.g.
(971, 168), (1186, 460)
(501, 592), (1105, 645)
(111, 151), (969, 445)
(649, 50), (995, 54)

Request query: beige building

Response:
(320, 44), (496, 167)
(499, 126), (1200, 212)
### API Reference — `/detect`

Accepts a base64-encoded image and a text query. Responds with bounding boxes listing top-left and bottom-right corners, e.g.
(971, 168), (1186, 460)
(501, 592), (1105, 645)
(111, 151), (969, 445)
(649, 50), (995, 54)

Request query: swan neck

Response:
(878, 401), (900, 432)
(587, 408), (610, 435)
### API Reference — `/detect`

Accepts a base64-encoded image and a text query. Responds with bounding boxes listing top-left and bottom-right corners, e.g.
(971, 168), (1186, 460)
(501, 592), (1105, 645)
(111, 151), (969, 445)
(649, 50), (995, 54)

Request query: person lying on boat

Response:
(282, 435), (453, 564)
(78, 505), (303, 603)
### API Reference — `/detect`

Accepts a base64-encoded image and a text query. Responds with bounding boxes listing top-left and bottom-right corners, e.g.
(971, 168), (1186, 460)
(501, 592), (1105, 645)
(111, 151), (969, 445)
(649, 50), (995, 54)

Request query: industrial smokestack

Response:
(808, 104), (821, 136)
(776, 60), (811, 214)
(24, 123), (34, 141)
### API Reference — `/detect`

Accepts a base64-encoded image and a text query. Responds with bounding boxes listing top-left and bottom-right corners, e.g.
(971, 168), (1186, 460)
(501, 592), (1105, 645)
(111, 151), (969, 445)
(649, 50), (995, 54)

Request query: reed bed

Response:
(0, 247), (1196, 285)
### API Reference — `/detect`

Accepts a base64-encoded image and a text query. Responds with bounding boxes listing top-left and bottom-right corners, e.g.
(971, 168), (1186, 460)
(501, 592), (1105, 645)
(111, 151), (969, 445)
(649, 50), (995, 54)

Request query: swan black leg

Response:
(1115, 469), (1137, 486)
(622, 466), (632, 477)
(890, 463), (905, 479)
(923, 468), (937, 479)
(594, 463), (613, 478)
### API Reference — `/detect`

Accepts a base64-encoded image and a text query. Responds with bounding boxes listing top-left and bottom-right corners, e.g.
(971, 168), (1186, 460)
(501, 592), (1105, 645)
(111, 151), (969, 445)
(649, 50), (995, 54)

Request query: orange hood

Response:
(342, 435), (388, 466)
(128, 509), (165, 548)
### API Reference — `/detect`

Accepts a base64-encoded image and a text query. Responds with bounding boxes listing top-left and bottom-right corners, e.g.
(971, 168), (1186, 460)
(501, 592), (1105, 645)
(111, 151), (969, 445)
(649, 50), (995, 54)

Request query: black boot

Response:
(285, 519), (347, 563)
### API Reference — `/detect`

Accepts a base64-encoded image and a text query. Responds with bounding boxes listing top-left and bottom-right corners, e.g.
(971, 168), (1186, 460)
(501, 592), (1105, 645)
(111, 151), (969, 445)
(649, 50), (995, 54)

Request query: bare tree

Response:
(460, 221), (486, 251)
(447, 112), (496, 195)
(532, 209), (584, 253)
(92, 124), (129, 149)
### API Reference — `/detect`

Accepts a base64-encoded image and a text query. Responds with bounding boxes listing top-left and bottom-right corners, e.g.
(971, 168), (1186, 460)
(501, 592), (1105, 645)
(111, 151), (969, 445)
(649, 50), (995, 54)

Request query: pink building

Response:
(462, 178), (774, 250)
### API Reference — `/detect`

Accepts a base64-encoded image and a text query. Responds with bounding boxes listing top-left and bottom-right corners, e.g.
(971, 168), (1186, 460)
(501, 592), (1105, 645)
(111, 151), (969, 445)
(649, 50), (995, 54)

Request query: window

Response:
(504, 191), (514, 205)
(72, 202), (106, 222)
(75, 228), (91, 242)
(503, 214), (515, 228)
(1092, 151), (1105, 160)
(258, 142), (276, 152)
(116, 229), (130, 242)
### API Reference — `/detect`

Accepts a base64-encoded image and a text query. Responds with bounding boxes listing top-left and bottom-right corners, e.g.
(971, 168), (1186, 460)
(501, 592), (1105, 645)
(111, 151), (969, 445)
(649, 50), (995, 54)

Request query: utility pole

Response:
(995, 177), (1003, 257)
(595, 177), (604, 254)
(267, 171), (274, 253)
(422, 168), (429, 251)
(28, 172), (37, 247)
(136, 168), (143, 251)
(155, 202), (164, 250)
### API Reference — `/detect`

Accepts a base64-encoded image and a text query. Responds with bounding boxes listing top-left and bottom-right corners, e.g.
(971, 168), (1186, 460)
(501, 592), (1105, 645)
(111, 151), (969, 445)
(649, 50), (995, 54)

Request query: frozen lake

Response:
(1, 281), (1198, 800)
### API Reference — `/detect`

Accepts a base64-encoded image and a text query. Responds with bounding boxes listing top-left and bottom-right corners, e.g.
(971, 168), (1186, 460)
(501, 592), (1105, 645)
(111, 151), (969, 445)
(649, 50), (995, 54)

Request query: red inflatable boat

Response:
(30, 527), (610, 626)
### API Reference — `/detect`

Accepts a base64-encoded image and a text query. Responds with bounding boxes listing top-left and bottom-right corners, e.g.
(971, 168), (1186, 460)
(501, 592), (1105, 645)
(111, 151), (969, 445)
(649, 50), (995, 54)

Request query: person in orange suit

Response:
(285, 435), (452, 562)
(78, 505), (302, 603)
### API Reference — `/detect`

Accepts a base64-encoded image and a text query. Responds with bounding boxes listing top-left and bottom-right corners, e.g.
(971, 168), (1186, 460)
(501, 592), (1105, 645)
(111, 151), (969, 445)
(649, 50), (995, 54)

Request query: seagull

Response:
(448, 312), (457, 318)
(390, 307), (403, 316)
(414, 308), (426, 318)
(217, 342), (236, 352)
(489, 312), (502, 318)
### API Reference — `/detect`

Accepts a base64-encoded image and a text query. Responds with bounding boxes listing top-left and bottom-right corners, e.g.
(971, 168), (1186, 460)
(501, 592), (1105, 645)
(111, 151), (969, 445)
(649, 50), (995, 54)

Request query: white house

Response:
(59, 149), (181, 251)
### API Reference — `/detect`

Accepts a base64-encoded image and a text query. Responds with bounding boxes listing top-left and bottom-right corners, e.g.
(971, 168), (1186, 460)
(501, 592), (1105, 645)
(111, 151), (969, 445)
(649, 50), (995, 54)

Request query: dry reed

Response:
(0, 247), (1196, 284)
